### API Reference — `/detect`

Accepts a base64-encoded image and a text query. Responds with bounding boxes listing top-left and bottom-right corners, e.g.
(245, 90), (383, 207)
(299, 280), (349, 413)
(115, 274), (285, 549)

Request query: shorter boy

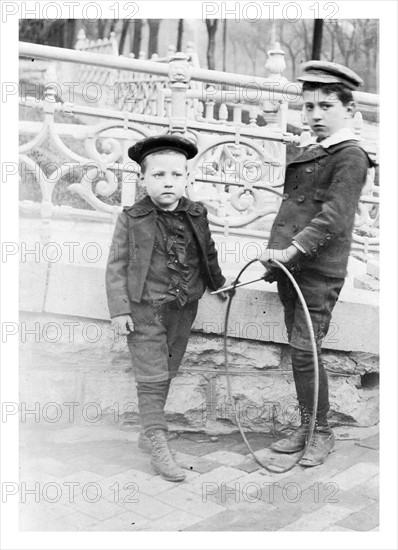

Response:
(106, 134), (227, 481)
(260, 61), (375, 466)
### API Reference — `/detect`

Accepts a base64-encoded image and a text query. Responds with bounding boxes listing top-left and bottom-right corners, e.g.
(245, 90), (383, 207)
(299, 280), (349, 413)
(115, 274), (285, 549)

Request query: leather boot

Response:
(298, 425), (335, 467)
(271, 405), (310, 454)
(138, 430), (176, 457)
(148, 429), (186, 482)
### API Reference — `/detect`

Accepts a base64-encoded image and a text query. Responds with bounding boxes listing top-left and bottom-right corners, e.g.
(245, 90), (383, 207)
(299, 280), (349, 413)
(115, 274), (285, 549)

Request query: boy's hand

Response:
(111, 314), (134, 337)
(258, 246), (298, 266)
(215, 276), (236, 301)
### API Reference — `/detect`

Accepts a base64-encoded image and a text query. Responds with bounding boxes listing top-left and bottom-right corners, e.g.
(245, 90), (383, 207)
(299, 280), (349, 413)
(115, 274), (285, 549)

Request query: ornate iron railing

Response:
(19, 41), (379, 255)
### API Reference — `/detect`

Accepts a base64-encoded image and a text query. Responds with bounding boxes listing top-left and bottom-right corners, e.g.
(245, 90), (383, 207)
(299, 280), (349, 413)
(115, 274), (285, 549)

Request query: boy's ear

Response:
(345, 101), (356, 117)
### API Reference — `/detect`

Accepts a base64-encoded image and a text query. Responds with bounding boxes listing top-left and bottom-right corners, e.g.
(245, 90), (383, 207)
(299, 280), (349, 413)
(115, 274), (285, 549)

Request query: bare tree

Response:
(148, 19), (162, 57)
(277, 20), (307, 79)
(312, 19), (323, 60)
(205, 20), (218, 70)
(119, 20), (131, 54)
(330, 20), (356, 67)
(63, 20), (77, 49)
(177, 19), (184, 52)
(131, 19), (143, 58)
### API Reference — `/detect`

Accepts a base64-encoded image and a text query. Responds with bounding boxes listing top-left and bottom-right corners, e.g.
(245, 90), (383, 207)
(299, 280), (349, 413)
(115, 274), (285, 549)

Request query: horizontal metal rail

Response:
(19, 42), (379, 108)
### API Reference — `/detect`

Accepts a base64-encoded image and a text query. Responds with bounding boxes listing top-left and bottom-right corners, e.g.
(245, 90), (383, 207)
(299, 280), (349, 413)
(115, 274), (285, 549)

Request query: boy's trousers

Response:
(127, 300), (198, 433)
(276, 270), (345, 424)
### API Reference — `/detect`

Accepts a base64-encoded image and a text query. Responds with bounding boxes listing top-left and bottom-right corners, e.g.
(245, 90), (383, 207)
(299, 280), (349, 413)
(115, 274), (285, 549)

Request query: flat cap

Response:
(128, 134), (198, 164)
(297, 60), (363, 90)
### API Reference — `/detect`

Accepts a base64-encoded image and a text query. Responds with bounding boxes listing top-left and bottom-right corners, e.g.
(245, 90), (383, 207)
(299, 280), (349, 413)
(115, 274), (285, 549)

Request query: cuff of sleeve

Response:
(293, 226), (333, 257)
(107, 292), (132, 319)
(292, 240), (307, 255)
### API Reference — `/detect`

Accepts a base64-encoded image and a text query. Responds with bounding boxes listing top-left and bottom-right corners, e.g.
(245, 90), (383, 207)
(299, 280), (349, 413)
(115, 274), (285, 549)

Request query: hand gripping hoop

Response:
(214, 258), (319, 474)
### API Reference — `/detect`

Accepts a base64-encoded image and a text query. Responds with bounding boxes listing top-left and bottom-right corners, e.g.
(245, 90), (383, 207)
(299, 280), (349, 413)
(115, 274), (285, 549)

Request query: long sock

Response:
(136, 379), (171, 434)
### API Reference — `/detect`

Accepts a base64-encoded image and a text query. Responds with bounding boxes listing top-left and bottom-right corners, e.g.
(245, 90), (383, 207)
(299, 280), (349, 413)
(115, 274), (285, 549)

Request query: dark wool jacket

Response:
(268, 140), (375, 278)
(106, 195), (226, 318)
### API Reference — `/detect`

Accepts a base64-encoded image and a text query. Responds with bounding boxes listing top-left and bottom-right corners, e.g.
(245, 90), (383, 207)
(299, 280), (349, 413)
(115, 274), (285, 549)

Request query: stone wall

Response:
(19, 311), (379, 434)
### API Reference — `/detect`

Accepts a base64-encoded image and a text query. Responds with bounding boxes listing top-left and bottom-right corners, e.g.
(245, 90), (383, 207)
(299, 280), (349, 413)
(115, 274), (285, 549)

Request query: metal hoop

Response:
(223, 258), (319, 474)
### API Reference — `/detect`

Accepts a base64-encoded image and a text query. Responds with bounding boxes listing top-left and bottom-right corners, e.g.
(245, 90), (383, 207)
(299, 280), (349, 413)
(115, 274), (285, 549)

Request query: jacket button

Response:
(305, 166), (314, 173)
(292, 224), (298, 232)
(311, 246), (317, 253)
(282, 193), (289, 200)
(297, 195), (306, 203)
(319, 240), (325, 246)
(325, 234), (331, 240)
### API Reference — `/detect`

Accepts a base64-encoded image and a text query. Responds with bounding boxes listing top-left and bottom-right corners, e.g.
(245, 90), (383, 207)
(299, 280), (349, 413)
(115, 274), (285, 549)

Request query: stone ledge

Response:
(20, 259), (379, 354)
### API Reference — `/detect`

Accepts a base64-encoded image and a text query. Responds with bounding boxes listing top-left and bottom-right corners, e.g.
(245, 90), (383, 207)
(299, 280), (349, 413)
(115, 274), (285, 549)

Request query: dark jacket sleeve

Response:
(202, 207), (226, 290)
(293, 147), (369, 256)
(105, 211), (132, 318)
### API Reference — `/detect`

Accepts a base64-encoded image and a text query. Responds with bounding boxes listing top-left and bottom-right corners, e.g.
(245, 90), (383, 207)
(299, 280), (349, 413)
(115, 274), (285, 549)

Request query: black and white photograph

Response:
(1, 1), (397, 548)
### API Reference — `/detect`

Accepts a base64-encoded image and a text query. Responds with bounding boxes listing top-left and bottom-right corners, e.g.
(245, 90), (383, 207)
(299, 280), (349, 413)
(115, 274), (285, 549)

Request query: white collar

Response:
(305, 128), (360, 149)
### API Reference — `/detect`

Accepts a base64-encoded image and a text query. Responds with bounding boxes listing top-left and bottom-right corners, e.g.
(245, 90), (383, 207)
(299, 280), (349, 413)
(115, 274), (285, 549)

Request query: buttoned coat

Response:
(106, 196), (225, 318)
(268, 140), (375, 278)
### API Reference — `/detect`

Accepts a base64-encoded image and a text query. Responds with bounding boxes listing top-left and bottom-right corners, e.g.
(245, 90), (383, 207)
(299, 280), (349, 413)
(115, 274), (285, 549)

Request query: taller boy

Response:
(106, 135), (226, 481)
(260, 61), (375, 466)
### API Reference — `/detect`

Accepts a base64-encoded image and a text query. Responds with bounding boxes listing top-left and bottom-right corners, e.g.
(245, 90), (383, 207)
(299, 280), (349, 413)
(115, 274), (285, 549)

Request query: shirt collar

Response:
(304, 128), (360, 149)
(152, 196), (190, 213)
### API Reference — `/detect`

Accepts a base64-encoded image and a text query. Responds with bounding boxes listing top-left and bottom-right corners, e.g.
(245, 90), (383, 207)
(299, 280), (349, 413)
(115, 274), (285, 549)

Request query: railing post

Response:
(168, 52), (191, 133)
(264, 42), (288, 161)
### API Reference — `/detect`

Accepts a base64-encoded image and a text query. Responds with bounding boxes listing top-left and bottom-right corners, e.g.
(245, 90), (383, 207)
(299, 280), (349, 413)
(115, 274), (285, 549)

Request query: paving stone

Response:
(184, 458), (222, 474)
(64, 454), (108, 471)
(86, 461), (134, 477)
(61, 470), (104, 486)
(274, 464), (341, 493)
(86, 511), (150, 531)
(204, 483), (276, 510)
(137, 476), (184, 496)
(329, 462), (379, 491)
(322, 444), (368, 471)
(169, 438), (229, 457)
(100, 468), (152, 497)
(188, 502), (278, 531)
(233, 460), (262, 473)
(64, 495), (128, 521)
(335, 502), (379, 531)
(156, 486), (228, 518)
(227, 434), (277, 454)
(242, 446), (302, 472)
(19, 501), (75, 529)
(173, 451), (220, 472)
(19, 469), (61, 485)
(39, 511), (100, 531)
(355, 433), (379, 450)
(182, 466), (246, 495)
(355, 475), (379, 501)
(203, 450), (251, 467)
(325, 488), (375, 512)
(27, 457), (84, 478)
(116, 493), (176, 520)
(359, 449), (379, 464)
(281, 503), (354, 531)
(143, 509), (203, 531)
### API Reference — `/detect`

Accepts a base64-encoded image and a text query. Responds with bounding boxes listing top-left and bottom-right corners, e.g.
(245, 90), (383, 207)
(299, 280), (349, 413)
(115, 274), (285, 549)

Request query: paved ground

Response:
(18, 421), (379, 532)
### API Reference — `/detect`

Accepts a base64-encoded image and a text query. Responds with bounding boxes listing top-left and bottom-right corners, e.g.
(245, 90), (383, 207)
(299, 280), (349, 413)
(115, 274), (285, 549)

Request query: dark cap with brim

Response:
(297, 61), (363, 90)
(128, 134), (198, 165)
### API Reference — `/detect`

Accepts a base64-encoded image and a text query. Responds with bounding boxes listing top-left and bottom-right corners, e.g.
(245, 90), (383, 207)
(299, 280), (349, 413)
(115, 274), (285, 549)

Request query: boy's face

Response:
(141, 151), (188, 211)
(303, 89), (354, 140)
